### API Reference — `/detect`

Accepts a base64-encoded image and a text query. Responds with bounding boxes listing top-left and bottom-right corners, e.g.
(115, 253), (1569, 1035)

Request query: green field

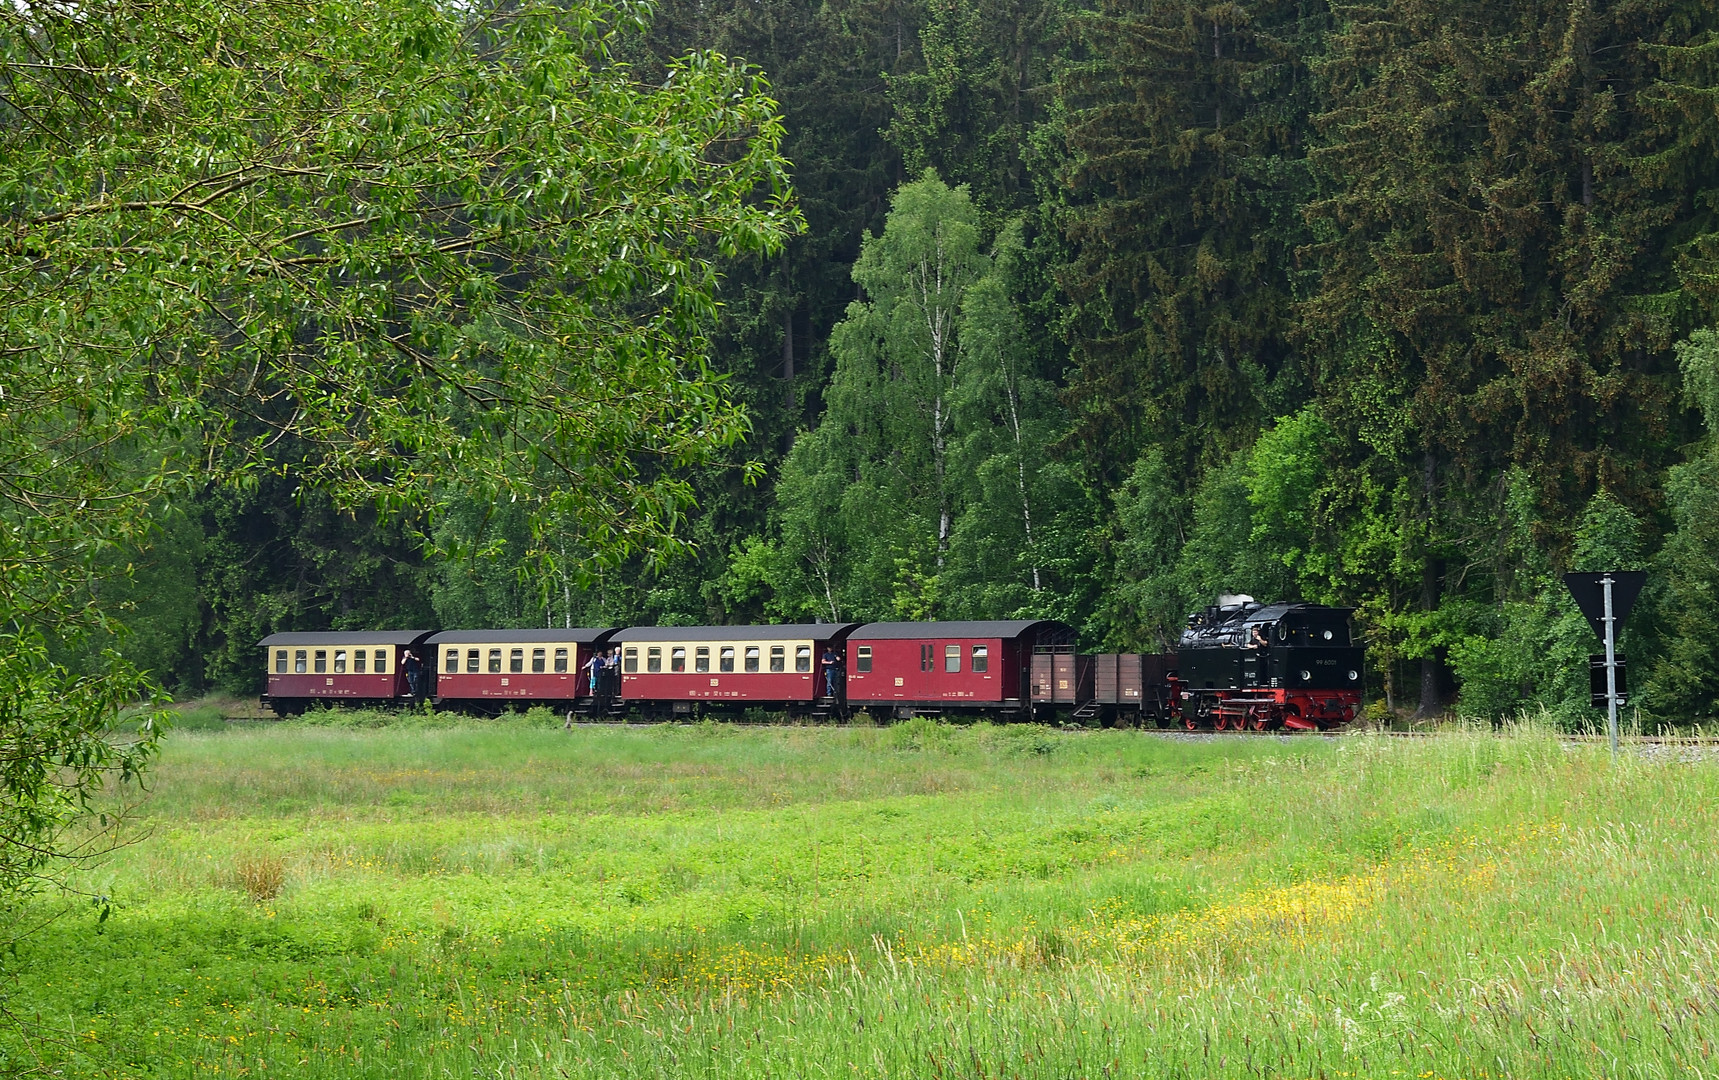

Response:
(7, 716), (1717, 1078)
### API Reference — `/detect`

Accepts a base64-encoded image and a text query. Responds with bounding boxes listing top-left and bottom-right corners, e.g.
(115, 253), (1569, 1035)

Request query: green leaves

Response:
(3, 0), (800, 573)
(774, 171), (990, 616)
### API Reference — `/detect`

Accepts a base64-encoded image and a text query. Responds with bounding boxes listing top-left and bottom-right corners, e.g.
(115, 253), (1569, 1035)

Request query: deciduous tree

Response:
(0, 0), (795, 908)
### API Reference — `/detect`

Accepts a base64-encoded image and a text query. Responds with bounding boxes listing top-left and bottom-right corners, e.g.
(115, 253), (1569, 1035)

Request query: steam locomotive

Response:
(1172, 596), (1364, 730)
(258, 598), (1362, 730)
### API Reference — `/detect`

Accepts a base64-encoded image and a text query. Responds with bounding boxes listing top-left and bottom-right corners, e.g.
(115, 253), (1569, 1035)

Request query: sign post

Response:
(1563, 571), (1646, 756)
(1602, 575), (1618, 755)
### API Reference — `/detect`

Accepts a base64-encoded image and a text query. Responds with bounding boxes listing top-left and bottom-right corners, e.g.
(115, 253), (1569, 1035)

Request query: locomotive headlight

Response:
(1322, 629), (1333, 640)
(1347, 669), (1359, 681)
(1299, 669), (1311, 681)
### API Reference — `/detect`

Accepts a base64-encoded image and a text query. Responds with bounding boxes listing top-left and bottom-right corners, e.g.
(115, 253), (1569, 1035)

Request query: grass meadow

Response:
(5, 714), (1717, 1078)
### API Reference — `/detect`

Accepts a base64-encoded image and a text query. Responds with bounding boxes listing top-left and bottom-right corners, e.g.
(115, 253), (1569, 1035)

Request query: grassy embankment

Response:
(6, 714), (1717, 1078)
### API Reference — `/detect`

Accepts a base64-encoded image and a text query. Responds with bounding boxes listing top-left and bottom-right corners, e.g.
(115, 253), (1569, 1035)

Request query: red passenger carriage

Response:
(428, 628), (619, 714)
(612, 624), (858, 714)
(845, 620), (1074, 718)
(260, 630), (433, 715)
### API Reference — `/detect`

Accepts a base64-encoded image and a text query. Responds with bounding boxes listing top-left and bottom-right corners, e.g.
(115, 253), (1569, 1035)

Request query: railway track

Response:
(213, 698), (1719, 754)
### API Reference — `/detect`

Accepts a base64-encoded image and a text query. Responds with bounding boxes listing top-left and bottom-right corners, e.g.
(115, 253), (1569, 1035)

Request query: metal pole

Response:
(1603, 573), (1618, 756)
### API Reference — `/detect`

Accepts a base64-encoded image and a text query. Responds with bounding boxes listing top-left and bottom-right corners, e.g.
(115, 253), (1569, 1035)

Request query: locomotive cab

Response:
(1260, 608), (1362, 691)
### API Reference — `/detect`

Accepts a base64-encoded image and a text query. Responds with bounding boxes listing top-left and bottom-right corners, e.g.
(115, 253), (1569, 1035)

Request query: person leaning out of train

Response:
(1248, 625), (1269, 650)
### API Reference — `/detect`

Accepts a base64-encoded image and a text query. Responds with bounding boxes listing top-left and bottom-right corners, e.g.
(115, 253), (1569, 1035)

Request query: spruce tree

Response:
(1053, 0), (1327, 482)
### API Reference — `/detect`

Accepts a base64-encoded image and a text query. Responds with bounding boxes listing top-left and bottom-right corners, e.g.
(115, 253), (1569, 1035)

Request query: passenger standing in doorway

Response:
(820, 646), (840, 698)
(583, 649), (605, 697)
(403, 649), (424, 700)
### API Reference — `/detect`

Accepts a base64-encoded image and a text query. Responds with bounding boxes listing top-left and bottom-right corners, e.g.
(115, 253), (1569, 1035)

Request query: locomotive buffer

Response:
(1563, 571), (1646, 755)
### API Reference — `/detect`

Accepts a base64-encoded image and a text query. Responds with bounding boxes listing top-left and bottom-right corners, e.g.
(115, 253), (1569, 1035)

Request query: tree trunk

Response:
(1001, 354), (1039, 591)
(1414, 450), (1449, 717)
(1416, 557), (1447, 717)
(917, 248), (954, 569)
(782, 302), (796, 454)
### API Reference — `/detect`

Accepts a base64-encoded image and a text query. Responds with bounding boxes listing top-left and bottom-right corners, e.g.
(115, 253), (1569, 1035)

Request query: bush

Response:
(886, 715), (952, 752)
(232, 853), (286, 902)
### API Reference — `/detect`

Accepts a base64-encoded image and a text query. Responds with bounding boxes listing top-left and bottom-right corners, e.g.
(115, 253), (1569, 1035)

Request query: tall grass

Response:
(7, 721), (1716, 1077)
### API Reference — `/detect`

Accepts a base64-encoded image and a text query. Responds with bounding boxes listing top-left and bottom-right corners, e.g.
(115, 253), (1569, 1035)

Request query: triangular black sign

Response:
(1563, 571), (1647, 642)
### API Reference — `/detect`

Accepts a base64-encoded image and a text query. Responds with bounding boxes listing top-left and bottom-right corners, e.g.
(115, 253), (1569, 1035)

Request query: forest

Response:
(65, 0), (1719, 723)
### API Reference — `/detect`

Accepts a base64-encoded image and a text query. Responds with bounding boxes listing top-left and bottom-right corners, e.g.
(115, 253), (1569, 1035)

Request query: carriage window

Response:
(447, 649), (460, 673)
(646, 646), (662, 673)
(466, 649), (480, 673)
(972, 645), (988, 673)
(623, 647), (638, 673)
(695, 646), (710, 673)
(275, 650), (287, 673)
(769, 645), (785, 672)
(945, 644), (961, 673)
(553, 647), (568, 673)
(796, 645), (812, 672)
(745, 646), (760, 673)
(720, 646), (735, 672)
(671, 647), (686, 672)
(510, 648), (524, 673)
(295, 649), (307, 673)
(333, 650), (347, 673)
(354, 651), (366, 673)
(920, 644), (934, 672)
(314, 650), (327, 673)
(374, 650), (387, 673)
(532, 648), (546, 673)
(488, 648), (502, 673)
(857, 646), (872, 673)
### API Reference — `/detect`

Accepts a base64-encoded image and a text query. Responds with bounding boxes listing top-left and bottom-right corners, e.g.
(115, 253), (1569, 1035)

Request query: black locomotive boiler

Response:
(1170, 598), (1363, 730)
